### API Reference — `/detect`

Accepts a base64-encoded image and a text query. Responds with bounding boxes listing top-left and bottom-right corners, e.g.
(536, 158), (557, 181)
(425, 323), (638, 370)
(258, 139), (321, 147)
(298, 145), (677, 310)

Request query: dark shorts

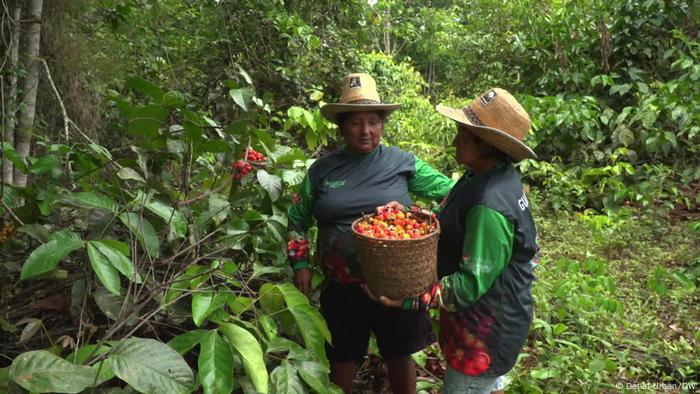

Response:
(320, 280), (436, 363)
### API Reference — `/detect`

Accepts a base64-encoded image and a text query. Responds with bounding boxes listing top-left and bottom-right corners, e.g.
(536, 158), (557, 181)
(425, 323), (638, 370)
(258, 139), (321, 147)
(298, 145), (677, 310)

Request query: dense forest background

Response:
(1, 0), (699, 393)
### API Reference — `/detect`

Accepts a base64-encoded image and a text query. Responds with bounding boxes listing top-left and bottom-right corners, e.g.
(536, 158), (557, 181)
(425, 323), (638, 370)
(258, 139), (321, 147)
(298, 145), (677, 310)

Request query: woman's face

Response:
(453, 126), (483, 167)
(340, 111), (383, 154)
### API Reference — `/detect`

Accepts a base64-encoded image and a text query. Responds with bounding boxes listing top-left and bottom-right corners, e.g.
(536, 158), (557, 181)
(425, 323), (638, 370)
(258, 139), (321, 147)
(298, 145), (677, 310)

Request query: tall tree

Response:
(2, 1), (21, 184)
(13, 0), (43, 187)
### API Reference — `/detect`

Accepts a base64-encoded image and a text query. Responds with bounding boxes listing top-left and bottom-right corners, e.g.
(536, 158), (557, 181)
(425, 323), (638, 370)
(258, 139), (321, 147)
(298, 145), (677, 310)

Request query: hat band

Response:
(462, 107), (484, 126)
(347, 99), (381, 104)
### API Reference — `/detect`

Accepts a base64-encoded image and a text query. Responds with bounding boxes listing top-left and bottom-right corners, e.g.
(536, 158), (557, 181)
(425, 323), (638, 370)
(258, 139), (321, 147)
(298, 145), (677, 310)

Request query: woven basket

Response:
(351, 211), (439, 300)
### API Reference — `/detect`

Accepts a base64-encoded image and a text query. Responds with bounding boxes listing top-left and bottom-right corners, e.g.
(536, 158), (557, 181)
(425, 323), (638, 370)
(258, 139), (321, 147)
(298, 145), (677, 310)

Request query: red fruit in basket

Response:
(472, 351), (490, 373)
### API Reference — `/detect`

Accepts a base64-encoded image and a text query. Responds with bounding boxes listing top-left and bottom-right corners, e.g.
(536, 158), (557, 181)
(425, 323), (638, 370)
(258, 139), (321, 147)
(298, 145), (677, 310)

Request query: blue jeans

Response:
(442, 367), (505, 394)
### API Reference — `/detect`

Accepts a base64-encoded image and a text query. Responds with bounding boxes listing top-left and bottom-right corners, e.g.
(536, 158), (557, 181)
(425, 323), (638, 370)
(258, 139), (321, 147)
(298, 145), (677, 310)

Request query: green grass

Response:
(507, 202), (700, 393)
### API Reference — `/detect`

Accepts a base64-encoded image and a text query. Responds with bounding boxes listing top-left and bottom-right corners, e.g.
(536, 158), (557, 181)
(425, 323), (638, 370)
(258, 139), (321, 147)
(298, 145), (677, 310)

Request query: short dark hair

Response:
(337, 110), (387, 127)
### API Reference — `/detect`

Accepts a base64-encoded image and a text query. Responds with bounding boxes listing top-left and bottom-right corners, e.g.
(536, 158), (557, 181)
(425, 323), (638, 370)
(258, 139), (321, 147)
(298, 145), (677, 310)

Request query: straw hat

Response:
(436, 88), (537, 161)
(321, 73), (401, 124)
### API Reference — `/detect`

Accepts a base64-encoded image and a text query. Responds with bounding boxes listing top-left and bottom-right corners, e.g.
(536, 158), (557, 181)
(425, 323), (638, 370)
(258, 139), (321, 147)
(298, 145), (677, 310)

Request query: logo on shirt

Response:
(325, 179), (347, 189)
(517, 191), (529, 211)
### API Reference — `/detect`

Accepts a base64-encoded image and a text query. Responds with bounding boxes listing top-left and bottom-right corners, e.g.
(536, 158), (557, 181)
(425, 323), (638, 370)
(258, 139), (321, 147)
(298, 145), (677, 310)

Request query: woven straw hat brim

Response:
(321, 103), (401, 124)
(436, 105), (537, 162)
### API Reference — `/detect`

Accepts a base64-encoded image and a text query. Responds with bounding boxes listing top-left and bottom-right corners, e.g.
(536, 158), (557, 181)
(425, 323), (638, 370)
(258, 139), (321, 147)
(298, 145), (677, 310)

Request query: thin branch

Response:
(39, 59), (69, 140)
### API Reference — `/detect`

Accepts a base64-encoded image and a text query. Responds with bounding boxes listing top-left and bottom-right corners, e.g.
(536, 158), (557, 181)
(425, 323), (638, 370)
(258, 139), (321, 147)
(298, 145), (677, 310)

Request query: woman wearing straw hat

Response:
(366, 88), (539, 394)
(286, 73), (456, 394)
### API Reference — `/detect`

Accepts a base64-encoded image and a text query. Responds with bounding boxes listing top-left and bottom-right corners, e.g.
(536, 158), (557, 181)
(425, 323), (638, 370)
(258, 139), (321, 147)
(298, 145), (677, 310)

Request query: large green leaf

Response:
(64, 192), (120, 213)
(108, 337), (194, 394)
(167, 330), (209, 355)
(269, 361), (303, 394)
(20, 239), (84, 279)
(294, 361), (331, 394)
(142, 195), (187, 238)
(191, 292), (226, 327)
(126, 77), (165, 102)
(277, 284), (331, 363)
(90, 240), (139, 282)
(229, 88), (254, 111)
(9, 350), (98, 393)
(87, 242), (121, 296)
(119, 212), (161, 258)
(219, 323), (268, 394)
(127, 104), (167, 137)
(256, 170), (282, 202)
(198, 330), (234, 394)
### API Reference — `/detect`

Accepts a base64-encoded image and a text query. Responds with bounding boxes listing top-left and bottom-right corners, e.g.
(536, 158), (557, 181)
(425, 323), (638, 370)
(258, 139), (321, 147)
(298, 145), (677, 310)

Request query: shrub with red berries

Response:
(232, 160), (254, 179)
(246, 148), (266, 163)
(231, 148), (268, 180)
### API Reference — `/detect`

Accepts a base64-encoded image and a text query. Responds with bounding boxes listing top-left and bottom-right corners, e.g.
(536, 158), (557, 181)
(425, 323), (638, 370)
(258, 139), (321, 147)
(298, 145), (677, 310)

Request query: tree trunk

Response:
(2, 1), (22, 185)
(13, 0), (43, 187)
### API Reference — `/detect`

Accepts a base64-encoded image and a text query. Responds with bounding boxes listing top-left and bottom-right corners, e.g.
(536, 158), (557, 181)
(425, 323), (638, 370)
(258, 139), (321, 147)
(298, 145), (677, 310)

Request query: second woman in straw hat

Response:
(366, 88), (539, 394)
(286, 73), (456, 394)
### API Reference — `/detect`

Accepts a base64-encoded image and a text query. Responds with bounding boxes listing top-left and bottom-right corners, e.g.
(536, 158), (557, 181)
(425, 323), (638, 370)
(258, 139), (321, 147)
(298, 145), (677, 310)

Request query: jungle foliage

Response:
(0, 0), (698, 393)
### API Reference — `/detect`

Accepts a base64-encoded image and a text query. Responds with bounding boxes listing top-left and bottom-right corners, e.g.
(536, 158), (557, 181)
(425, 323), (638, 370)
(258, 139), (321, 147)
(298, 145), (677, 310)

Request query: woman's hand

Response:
(376, 201), (405, 214)
(294, 268), (312, 296)
(361, 284), (403, 308)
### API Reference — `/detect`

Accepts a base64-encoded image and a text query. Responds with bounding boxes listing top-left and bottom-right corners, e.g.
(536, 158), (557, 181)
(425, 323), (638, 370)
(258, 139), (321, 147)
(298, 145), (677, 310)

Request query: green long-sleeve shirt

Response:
(287, 145), (455, 283)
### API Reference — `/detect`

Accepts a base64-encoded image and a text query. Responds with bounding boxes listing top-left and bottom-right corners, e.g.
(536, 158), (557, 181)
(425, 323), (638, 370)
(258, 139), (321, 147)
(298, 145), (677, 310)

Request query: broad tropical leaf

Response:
(20, 239), (84, 279)
(269, 361), (304, 394)
(256, 170), (282, 201)
(167, 330), (209, 355)
(64, 192), (120, 213)
(108, 337), (194, 394)
(119, 212), (160, 258)
(294, 361), (331, 394)
(198, 330), (234, 394)
(87, 242), (121, 295)
(9, 350), (98, 393)
(90, 240), (139, 282)
(219, 323), (268, 394)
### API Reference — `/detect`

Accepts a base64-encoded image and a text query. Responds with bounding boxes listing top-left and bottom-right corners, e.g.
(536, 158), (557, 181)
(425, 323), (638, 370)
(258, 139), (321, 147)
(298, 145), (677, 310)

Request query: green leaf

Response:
(117, 167), (146, 183)
(1, 142), (27, 172)
(209, 194), (230, 225)
(93, 287), (137, 326)
(230, 88), (255, 112)
(66, 344), (111, 365)
(270, 361), (304, 394)
(126, 77), (165, 102)
(219, 323), (268, 394)
(127, 104), (167, 137)
(192, 292), (214, 327)
(64, 192), (120, 213)
(90, 241), (139, 282)
(168, 330), (209, 355)
(530, 368), (557, 379)
(16, 224), (50, 243)
(277, 284), (331, 362)
(137, 192), (187, 238)
(87, 242), (122, 295)
(198, 331), (234, 394)
(192, 293), (227, 327)
(21, 239), (84, 279)
(588, 358), (606, 374)
(119, 212), (161, 258)
(29, 154), (61, 175)
(108, 338), (194, 394)
(228, 296), (254, 315)
(256, 170), (282, 202)
(9, 350), (99, 393)
(294, 361), (330, 394)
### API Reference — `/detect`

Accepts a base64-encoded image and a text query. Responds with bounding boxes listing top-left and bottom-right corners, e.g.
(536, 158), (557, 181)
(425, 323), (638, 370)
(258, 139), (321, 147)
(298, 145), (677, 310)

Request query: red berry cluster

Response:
(231, 148), (267, 180)
(0, 221), (15, 245)
(232, 160), (253, 179)
(246, 148), (266, 162)
(287, 238), (310, 261)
